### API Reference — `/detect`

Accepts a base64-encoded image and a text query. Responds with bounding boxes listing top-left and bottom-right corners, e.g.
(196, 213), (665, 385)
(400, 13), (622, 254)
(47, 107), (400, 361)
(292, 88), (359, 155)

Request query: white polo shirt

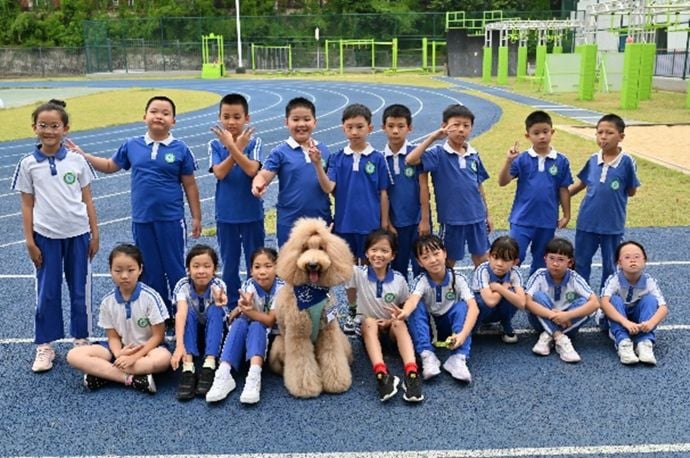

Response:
(347, 266), (409, 320)
(601, 270), (666, 308)
(98, 282), (169, 346)
(410, 269), (474, 316)
(471, 262), (523, 293)
(11, 146), (96, 239)
(525, 268), (593, 310)
(173, 276), (228, 324)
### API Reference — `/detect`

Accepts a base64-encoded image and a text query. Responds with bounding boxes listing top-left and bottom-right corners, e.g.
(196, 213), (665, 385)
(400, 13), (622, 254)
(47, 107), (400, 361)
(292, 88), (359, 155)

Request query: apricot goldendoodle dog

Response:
(268, 218), (354, 398)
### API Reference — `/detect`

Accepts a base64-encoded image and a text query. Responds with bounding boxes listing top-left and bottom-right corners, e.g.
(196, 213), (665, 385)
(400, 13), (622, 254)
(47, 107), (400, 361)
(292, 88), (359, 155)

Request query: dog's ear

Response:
(321, 228), (354, 284)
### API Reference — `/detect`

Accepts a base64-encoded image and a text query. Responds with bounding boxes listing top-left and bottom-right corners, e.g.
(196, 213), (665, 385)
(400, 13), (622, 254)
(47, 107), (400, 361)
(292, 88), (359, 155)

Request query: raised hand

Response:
(211, 284), (228, 306)
(506, 141), (520, 161)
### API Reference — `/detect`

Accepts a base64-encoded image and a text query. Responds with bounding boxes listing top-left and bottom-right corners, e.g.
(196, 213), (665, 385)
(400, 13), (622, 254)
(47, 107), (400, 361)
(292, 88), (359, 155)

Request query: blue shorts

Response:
(440, 222), (489, 261)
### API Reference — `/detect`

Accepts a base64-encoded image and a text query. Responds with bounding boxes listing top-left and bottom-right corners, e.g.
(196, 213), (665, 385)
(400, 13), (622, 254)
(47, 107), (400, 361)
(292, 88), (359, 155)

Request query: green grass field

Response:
(1, 74), (688, 230)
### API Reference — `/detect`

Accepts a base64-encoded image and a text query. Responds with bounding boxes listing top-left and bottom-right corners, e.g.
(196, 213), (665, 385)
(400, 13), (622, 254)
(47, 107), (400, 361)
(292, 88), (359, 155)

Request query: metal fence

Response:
(655, 49), (690, 78)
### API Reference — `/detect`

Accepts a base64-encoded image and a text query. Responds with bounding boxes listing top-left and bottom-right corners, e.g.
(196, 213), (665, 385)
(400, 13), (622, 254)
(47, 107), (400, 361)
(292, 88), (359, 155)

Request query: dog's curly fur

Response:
(268, 218), (354, 398)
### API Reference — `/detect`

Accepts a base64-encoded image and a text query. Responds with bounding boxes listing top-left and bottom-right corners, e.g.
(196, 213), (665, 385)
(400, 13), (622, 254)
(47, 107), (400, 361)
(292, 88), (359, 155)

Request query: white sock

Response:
(248, 364), (262, 378)
(217, 362), (232, 378)
(203, 357), (216, 370)
(182, 361), (195, 373)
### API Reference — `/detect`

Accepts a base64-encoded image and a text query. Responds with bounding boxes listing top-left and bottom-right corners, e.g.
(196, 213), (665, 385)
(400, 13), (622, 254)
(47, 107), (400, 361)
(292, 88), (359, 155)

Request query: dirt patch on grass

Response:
(557, 124), (690, 174)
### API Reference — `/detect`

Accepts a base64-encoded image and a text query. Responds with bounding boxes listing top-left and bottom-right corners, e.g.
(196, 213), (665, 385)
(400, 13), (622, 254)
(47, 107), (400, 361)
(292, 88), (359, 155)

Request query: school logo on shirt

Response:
(384, 293), (396, 303)
(549, 164), (558, 176)
(404, 166), (415, 177)
(470, 161), (478, 172)
(63, 172), (76, 185)
(610, 179), (620, 190)
(137, 317), (151, 328)
(365, 161), (376, 174)
(565, 292), (577, 302)
(164, 153), (175, 163)
(445, 291), (457, 301)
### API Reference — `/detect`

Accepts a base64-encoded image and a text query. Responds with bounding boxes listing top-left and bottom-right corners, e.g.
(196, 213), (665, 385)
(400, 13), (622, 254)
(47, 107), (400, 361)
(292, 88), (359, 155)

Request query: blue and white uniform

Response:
(112, 133), (198, 315)
(420, 142), (490, 261)
(347, 265), (409, 319)
(209, 136), (265, 307)
(472, 262), (524, 335)
(98, 282), (169, 346)
(219, 277), (285, 371)
(327, 144), (391, 259)
(384, 141), (423, 278)
(574, 151), (640, 287)
(408, 269), (475, 358)
(601, 271), (665, 345)
(526, 268), (594, 335)
(508, 148), (573, 275)
(173, 276), (227, 358)
(263, 137), (332, 246)
(11, 145), (96, 344)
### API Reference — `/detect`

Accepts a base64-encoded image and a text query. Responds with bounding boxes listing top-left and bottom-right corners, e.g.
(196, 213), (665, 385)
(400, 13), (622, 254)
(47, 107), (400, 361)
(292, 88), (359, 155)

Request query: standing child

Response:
(73, 95), (201, 316)
(381, 104), (429, 278)
(206, 248), (284, 404)
(12, 99), (99, 372)
(311, 103), (391, 263)
(347, 229), (423, 402)
(498, 110), (573, 276)
(405, 104), (491, 267)
(403, 235), (479, 383)
(171, 245), (228, 401)
(525, 238), (599, 363)
(251, 97), (332, 247)
(600, 241), (668, 365)
(569, 114), (640, 287)
(472, 236), (526, 343)
(66, 244), (170, 393)
(209, 93), (264, 309)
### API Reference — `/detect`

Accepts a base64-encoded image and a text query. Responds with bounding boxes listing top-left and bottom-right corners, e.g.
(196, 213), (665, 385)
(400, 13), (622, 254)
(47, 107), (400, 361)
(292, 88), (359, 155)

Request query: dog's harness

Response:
(295, 284), (330, 343)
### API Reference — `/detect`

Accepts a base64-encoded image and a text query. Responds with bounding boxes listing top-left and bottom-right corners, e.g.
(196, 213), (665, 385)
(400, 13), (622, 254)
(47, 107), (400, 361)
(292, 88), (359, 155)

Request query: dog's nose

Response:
(307, 262), (320, 272)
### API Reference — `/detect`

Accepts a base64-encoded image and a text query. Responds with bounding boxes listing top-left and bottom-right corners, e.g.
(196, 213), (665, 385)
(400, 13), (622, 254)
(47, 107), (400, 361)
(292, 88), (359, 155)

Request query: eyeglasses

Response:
(621, 254), (644, 261)
(546, 255), (570, 264)
(36, 122), (64, 131)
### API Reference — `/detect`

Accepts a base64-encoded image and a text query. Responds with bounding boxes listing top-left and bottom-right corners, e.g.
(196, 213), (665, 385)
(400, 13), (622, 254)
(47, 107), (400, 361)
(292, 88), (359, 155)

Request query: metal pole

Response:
(235, 0), (244, 70)
(682, 19), (689, 80)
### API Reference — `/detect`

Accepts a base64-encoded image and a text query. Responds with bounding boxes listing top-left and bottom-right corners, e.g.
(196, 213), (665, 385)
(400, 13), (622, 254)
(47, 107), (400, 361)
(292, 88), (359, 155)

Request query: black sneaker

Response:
(176, 370), (196, 400)
(131, 374), (156, 394)
(83, 374), (108, 391)
(402, 372), (424, 402)
(195, 367), (215, 396)
(376, 372), (399, 402)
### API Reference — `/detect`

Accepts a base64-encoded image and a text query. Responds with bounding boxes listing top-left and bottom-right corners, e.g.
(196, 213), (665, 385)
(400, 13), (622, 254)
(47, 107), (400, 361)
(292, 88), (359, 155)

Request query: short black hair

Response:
(544, 237), (574, 258)
(615, 240), (647, 262)
(250, 247), (279, 265)
(525, 110), (552, 130)
(285, 97), (315, 118)
(145, 95), (176, 117)
(364, 228), (398, 255)
(220, 93), (249, 115)
(489, 236), (520, 261)
(109, 243), (144, 269)
(186, 244), (219, 270)
(442, 104), (474, 125)
(382, 104), (412, 126)
(32, 99), (69, 126)
(597, 113), (625, 133)
(342, 103), (372, 124)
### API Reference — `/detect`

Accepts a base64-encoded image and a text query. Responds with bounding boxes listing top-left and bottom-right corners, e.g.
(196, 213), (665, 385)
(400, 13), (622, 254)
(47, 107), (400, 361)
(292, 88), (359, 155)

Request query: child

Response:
(206, 248), (283, 404)
(251, 97), (332, 247)
(498, 110), (573, 276)
(402, 235), (479, 383)
(73, 95), (201, 316)
(347, 229), (423, 403)
(525, 238), (599, 363)
(209, 93), (264, 309)
(600, 241), (668, 365)
(171, 245), (228, 401)
(405, 104), (491, 267)
(311, 103), (391, 263)
(12, 99), (99, 372)
(569, 114), (640, 287)
(66, 244), (171, 393)
(381, 104), (429, 278)
(472, 236), (526, 343)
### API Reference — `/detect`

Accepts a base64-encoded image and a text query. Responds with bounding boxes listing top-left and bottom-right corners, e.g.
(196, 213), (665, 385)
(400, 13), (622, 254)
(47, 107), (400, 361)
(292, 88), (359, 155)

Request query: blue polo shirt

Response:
(421, 142), (489, 225)
(385, 141), (422, 228)
(575, 151), (640, 234)
(263, 137), (332, 227)
(112, 133), (197, 223)
(209, 136), (264, 224)
(508, 148), (573, 229)
(327, 144), (391, 234)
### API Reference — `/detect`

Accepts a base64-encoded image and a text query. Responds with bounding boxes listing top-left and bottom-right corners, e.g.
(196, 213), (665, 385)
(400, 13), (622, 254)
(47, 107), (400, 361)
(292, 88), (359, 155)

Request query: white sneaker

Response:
(205, 371), (236, 402)
(443, 354), (472, 383)
(617, 339), (639, 365)
(420, 350), (441, 380)
(636, 340), (657, 365)
(240, 372), (262, 404)
(532, 332), (553, 356)
(555, 334), (581, 363)
(32, 345), (55, 372)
